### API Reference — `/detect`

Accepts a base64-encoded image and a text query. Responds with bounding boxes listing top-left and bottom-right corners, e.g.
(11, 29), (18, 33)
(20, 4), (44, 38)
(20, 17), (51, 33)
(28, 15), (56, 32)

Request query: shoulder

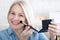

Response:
(0, 28), (9, 40)
(38, 33), (48, 40)
(31, 31), (48, 40)
(0, 28), (8, 36)
(0, 27), (13, 36)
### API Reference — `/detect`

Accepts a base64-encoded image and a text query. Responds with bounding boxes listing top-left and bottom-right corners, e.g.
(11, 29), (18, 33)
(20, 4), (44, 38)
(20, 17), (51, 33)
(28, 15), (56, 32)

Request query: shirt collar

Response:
(7, 27), (14, 35)
(7, 26), (38, 35)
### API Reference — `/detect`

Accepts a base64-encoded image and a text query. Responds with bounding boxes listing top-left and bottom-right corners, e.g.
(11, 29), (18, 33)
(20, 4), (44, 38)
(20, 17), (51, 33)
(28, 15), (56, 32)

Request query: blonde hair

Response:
(7, 0), (28, 24)
(8, 1), (25, 15)
(8, 0), (33, 25)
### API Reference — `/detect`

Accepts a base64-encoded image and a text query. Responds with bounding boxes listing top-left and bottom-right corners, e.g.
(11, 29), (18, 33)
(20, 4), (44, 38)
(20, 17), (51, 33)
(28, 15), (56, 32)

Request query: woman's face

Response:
(8, 4), (27, 30)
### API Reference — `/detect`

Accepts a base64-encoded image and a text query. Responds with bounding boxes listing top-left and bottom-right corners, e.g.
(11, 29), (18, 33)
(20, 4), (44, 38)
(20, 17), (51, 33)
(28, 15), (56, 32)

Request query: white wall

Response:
(0, 0), (15, 30)
(30, 0), (60, 23)
(0, 0), (60, 30)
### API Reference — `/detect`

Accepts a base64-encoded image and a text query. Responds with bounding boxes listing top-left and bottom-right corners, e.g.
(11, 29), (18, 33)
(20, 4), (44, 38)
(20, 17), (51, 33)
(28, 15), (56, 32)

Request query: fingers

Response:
(25, 26), (30, 31)
(49, 22), (58, 29)
(49, 24), (57, 30)
(26, 29), (33, 35)
(24, 25), (33, 32)
(48, 22), (60, 36)
(48, 26), (57, 33)
(50, 22), (57, 26)
(25, 25), (33, 34)
(48, 22), (57, 32)
(48, 22), (57, 38)
(22, 25), (33, 36)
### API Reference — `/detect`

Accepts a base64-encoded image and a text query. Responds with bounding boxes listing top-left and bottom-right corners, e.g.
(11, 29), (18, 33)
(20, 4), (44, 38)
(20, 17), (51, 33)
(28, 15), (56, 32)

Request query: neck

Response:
(14, 28), (23, 33)
(14, 28), (24, 40)
(13, 28), (24, 38)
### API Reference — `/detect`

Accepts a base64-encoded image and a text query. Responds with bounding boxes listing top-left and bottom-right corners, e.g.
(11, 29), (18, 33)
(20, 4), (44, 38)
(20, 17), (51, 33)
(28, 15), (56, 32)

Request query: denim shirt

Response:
(0, 27), (48, 40)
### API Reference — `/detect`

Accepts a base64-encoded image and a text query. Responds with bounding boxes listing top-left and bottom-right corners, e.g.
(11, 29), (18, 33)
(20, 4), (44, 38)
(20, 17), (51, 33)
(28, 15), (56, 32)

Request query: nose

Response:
(13, 15), (19, 21)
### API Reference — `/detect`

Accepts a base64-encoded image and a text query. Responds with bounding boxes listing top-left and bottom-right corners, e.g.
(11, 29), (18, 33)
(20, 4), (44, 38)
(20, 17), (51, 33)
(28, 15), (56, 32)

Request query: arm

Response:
(15, 26), (33, 40)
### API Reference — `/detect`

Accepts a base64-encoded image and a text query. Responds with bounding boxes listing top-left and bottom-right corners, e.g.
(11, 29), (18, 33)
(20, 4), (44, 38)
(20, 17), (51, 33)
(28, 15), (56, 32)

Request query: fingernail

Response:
(30, 31), (33, 34)
(48, 24), (50, 26)
(51, 22), (53, 23)
(27, 27), (30, 28)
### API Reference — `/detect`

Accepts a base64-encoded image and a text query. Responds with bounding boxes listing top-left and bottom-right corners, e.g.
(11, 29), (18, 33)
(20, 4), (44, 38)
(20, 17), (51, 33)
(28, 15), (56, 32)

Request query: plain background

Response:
(0, 0), (60, 30)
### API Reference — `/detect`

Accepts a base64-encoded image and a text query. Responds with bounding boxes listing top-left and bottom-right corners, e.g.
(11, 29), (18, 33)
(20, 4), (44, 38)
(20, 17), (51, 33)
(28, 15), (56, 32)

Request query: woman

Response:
(0, 1), (48, 40)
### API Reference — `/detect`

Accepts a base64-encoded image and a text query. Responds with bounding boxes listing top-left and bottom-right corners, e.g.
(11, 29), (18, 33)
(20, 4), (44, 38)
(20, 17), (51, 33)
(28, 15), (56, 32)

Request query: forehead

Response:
(10, 3), (24, 14)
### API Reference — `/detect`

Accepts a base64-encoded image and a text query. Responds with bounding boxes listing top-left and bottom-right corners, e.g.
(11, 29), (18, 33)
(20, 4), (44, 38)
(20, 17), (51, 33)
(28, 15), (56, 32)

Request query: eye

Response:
(11, 12), (15, 15)
(19, 14), (23, 17)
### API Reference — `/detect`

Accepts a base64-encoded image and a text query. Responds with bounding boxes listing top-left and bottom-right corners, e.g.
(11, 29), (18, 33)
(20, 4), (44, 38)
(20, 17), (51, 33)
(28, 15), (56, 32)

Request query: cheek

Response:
(20, 17), (26, 22)
(8, 15), (14, 21)
(23, 17), (27, 23)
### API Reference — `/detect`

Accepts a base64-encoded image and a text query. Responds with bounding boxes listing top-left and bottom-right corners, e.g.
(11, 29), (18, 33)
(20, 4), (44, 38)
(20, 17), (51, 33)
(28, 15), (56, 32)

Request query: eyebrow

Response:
(19, 13), (25, 16)
(10, 10), (25, 15)
(9, 10), (14, 13)
(10, 11), (22, 14)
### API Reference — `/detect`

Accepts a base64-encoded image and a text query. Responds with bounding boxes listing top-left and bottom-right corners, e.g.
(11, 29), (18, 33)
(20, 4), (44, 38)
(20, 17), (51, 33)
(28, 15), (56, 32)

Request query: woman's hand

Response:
(20, 25), (33, 40)
(48, 22), (60, 40)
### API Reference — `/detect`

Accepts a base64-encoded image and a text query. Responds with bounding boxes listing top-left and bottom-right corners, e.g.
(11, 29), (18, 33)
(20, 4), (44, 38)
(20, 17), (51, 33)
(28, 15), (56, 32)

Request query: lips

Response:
(11, 21), (20, 26)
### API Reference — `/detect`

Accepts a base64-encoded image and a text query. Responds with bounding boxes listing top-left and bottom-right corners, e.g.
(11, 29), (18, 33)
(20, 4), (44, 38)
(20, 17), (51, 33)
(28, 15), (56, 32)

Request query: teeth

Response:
(12, 21), (19, 25)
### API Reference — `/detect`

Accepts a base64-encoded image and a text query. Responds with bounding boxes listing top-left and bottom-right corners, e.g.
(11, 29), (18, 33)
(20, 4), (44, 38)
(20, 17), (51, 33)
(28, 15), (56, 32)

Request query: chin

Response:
(11, 25), (24, 30)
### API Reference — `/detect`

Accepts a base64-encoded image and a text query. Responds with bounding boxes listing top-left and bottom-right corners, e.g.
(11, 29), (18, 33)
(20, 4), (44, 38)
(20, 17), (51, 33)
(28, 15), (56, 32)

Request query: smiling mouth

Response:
(11, 21), (20, 26)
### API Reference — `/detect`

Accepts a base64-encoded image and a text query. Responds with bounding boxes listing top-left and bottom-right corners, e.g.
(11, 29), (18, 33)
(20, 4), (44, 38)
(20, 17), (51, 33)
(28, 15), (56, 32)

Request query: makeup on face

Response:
(20, 20), (39, 31)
